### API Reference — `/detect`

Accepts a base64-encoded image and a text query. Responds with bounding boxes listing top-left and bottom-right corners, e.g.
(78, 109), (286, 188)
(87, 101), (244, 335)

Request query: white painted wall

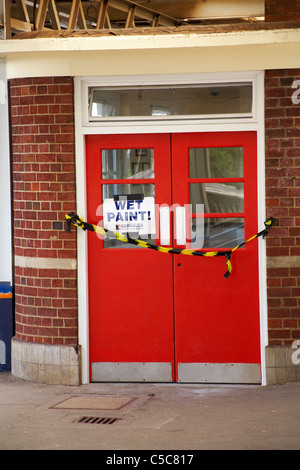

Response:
(0, 59), (12, 284)
(2, 27), (300, 79)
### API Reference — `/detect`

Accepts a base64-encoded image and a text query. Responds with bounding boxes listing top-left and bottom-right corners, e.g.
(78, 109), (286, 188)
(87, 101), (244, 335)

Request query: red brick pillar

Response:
(265, 69), (300, 383)
(265, 0), (300, 22)
(9, 77), (80, 385)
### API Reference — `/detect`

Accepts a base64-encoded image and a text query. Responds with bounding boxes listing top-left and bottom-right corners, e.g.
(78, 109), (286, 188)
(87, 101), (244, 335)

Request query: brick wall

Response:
(265, 69), (300, 346)
(265, 0), (300, 22)
(9, 77), (78, 346)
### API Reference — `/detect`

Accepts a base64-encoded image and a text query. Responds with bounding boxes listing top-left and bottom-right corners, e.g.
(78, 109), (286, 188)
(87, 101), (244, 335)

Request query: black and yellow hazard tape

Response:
(65, 212), (275, 279)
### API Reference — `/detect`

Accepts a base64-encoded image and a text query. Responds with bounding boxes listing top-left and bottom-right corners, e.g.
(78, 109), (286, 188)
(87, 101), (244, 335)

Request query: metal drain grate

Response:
(75, 416), (121, 425)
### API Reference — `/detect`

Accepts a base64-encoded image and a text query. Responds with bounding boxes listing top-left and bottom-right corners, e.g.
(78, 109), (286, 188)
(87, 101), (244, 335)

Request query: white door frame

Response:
(74, 71), (267, 384)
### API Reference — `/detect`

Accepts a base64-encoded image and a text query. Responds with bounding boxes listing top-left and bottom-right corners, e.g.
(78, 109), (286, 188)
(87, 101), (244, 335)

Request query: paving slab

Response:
(0, 372), (299, 451)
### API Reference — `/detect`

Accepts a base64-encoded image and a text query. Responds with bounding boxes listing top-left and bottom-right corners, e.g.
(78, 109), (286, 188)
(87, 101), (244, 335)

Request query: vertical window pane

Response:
(191, 218), (245, 249)
(190, 182), (244, 214)
(102, 183), (155, 248)
(102, 149), (154, 179)
(189, 147), (243, 179)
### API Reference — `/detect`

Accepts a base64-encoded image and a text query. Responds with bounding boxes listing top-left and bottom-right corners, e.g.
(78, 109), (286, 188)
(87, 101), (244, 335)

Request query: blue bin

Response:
(0, 283), (13, 372)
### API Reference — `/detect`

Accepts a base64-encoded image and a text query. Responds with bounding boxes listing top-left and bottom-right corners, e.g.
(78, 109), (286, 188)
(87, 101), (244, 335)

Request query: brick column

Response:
(9, 77), (80, 385)
(265, 0), (300, 22)
(265, 69), (300, 384)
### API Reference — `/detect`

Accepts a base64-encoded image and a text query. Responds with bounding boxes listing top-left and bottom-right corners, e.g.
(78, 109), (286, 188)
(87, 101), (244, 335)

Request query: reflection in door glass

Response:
(190, 182), (244, 214)
(191, 218), (244, 249)
(189, 147), (243, 179)
(102, 183), (155, 248)
(102, 149), (154, 179)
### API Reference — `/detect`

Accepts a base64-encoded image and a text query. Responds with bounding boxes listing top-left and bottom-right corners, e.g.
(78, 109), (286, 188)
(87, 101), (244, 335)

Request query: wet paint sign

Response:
(103, 196), (156, 235)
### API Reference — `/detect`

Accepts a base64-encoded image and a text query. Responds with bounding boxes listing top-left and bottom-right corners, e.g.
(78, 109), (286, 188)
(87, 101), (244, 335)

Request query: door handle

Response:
(175, 206), (186, 245)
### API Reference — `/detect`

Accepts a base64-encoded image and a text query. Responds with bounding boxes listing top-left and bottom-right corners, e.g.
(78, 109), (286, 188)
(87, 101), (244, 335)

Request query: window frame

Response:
(80, 72), (260, 128)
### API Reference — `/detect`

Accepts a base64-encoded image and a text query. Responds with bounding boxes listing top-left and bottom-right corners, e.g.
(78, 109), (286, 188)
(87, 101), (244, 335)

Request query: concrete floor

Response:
(0, 372), (299, 451)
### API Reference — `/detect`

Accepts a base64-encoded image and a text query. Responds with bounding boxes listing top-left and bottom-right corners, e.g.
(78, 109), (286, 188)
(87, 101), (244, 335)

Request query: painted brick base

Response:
(11, 337), (81, 385)
(265, 345), (300, 384)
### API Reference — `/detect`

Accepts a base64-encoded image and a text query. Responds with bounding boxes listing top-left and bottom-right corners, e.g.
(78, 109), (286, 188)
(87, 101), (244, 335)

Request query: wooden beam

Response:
(67, 0), (80, 29)
(11, 17), (32, 31)
(78, 1), (87, 29)
(4, 0), (12, 39)
(35, 0), (50, 30)
(151, 13), (160, 27)
(96, 0), (109, 29)
(106, 10), (111, 28)
(107, 0), (177, 27)
(125, 4), (136, 28)
(15, 0), (30, 23)
(48, 0), (61, 30)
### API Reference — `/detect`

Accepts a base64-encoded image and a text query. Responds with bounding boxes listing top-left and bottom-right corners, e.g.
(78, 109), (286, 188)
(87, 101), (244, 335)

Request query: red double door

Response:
(86, 132), (261, 383)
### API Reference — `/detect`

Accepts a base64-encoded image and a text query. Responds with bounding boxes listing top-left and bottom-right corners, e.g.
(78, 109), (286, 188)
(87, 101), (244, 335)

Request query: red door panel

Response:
(86, 134), (175, 381)
(172, 132), (260, 382)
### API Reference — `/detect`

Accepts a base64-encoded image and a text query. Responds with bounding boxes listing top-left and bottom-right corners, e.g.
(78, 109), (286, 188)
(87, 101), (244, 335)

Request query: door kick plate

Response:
(178, 363), (261, 384)
(91, 362), (173, 382)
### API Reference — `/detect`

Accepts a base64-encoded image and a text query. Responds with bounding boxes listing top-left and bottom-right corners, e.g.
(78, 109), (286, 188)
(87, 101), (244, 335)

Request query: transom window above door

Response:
(88, 82), (253, 121)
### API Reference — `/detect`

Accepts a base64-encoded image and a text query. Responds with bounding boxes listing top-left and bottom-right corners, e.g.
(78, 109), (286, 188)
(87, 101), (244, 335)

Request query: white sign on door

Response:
(103, 196), (156, 236)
